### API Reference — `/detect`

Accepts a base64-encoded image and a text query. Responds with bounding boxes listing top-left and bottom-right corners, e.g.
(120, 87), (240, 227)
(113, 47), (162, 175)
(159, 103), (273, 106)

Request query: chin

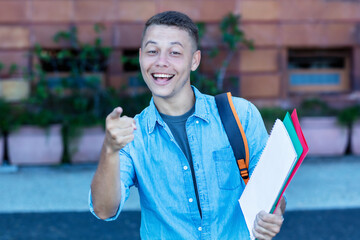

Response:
(145, 79), (174, 97)
(151, 87), (175, 99)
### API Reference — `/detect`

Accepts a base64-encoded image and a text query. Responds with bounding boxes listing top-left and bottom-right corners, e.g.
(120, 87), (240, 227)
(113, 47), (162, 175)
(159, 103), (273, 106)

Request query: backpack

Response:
(215, 92), (250, 185)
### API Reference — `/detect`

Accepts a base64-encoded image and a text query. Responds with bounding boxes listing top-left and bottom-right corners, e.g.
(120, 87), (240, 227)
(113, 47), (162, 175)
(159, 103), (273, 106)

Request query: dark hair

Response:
(142, 11), (199, 50)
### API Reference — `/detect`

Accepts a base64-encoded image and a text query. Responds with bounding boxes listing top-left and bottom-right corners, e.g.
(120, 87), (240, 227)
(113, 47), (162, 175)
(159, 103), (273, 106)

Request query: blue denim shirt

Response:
(89, 87), (268, 240)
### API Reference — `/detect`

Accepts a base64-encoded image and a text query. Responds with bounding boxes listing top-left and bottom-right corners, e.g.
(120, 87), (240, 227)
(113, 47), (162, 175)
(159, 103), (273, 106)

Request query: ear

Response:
(139, 48), (142, 59)
(191, 50), (201, 71)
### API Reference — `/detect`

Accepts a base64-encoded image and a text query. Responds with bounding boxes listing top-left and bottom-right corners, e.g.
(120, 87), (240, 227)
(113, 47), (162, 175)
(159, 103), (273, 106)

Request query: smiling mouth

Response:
(151, 73), (175, 82)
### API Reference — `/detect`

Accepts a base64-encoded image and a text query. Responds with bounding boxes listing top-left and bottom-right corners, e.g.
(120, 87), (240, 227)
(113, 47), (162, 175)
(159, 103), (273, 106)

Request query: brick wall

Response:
(0, 0), (359, 100)
(0, 0), (237, 89)
(238, 0), (360, 100)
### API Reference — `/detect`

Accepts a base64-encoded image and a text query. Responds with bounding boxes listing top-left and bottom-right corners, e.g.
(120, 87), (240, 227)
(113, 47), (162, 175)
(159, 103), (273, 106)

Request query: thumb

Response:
(109, 107), (123, 119)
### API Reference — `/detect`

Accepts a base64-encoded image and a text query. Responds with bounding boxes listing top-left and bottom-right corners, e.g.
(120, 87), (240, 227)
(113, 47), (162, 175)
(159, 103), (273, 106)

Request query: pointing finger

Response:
(109, 107), (123, 119)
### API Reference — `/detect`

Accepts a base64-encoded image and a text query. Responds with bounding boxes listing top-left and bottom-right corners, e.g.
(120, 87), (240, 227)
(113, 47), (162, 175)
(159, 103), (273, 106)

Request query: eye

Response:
(147, 50), (157, 55)
(170, 51), (181, 55)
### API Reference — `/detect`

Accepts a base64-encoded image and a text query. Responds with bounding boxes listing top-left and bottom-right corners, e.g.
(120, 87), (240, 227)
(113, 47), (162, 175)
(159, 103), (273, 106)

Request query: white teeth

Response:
(153, 73), (174, 78)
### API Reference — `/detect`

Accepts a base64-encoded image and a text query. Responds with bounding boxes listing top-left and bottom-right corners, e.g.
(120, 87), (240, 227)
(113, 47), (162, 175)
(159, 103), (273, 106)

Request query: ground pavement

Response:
(0, 156), (359, 239)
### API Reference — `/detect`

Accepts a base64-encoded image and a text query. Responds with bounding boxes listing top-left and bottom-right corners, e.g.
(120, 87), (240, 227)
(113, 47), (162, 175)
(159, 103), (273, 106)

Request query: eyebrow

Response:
(144, 40), (157, 47)
(144, 40), (184, 48)
(170, 41), (184, 48)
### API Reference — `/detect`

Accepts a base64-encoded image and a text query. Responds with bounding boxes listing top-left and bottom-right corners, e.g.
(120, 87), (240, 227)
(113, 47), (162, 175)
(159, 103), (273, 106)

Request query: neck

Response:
(153, 87), (195, 116)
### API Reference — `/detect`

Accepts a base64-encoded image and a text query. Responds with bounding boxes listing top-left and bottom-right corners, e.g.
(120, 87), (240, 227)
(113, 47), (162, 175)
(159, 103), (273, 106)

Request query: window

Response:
(288, 49), (351, 93)
(122, 49), (146, 87)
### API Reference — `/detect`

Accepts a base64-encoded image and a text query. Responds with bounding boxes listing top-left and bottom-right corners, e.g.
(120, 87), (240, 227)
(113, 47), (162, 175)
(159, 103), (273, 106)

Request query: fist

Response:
(252, 196), (286, 239)
(104, 107), (136, 153)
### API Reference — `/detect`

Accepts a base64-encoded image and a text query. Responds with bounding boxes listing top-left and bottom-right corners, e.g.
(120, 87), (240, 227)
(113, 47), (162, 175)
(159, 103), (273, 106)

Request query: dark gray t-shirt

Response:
(159, 105), (202, 217)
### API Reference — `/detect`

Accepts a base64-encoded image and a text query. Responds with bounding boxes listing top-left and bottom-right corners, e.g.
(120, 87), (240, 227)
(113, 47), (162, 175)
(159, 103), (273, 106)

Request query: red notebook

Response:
(274, 109), (309, 210)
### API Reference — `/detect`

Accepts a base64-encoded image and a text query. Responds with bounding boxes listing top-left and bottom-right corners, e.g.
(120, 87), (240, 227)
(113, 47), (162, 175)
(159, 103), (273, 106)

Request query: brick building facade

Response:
(0, 0), (359, 107)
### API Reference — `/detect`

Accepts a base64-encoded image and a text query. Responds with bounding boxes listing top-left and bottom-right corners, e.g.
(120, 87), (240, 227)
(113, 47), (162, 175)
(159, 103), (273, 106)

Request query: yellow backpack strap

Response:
(215, 92), (250, 185)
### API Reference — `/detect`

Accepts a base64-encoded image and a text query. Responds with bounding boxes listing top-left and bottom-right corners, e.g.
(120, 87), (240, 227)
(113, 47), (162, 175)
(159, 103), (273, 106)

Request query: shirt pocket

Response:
(212, 146), (241, 190)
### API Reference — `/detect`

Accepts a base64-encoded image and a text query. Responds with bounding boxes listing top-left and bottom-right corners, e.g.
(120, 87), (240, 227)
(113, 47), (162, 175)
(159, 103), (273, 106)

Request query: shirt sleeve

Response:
(88, 144), (137, 221)
(245, 102), (269, 176)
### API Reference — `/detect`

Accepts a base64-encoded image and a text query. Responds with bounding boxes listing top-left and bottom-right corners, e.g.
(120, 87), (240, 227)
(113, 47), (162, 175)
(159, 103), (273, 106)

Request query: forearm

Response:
(91, 142), (122, 220)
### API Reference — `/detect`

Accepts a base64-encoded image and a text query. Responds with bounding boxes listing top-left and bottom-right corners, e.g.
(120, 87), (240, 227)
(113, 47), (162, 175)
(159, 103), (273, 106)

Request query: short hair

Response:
(142, 11), (199, 51)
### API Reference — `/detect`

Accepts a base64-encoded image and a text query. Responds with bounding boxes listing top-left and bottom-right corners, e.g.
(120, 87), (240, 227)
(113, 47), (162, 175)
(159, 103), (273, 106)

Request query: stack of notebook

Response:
(239, 109), (309, 240)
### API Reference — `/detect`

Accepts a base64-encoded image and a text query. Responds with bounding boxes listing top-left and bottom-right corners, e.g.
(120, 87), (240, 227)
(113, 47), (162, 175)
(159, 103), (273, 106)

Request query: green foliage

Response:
(196, 22), (206, 47)
(121, 55), (140, 67)
(190, 70), (220, 96)
(53, 25), (79, 48)
(259, 107), (288, 132)
(299, 98), (337, 117)
(0, 62), (20, 78)
(31, 23), (114, 163)
(8, 63), (19, 76)
(337, 105), (360, 127)
(220, 13), (254, 51)
(94, 23), (106, 34)
(122, 91), (152, 117)
(18, 107), (59, 129)
(35, 23), (111, 77)
(0, 99), (20, 133)
(121, 52), (146, 89)
(193, 13), (254, 93)
(0, 95), (59, 134)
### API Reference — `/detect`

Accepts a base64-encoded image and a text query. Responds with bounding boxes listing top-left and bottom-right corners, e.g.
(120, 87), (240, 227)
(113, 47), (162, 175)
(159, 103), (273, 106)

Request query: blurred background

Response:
(0, 0), (359, 239)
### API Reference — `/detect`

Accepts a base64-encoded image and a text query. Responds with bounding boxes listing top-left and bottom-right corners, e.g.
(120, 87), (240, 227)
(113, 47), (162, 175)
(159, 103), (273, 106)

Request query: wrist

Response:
(102, 140), (120, 156)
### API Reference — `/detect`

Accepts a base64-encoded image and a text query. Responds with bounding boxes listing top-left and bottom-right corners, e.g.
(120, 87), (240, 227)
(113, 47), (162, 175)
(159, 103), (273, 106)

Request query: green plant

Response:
(190, 70), (219, 95)
(58, 92), (104, 163)
(121, 91), (152, 117)
(337, 105), (360, 154)
(192, 13), (254, 94)
(32, 23), (113, 164)
(17, 70), (62, 129)
(299, 98), (337, 117)
(121, 53), (146, 88)
(0, 99), (21, 134)
(337, 105), (360, 126)
(34, 23), (111, 91)
(17, 105), (60, 129)
(0, 62), (19, 78)
(259, 107), (288, 132)
(216, 13), (253, 91)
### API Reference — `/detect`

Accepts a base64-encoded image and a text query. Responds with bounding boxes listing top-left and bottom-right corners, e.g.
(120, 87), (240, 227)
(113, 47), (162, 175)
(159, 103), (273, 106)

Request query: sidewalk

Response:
(0, 156), (359, 213)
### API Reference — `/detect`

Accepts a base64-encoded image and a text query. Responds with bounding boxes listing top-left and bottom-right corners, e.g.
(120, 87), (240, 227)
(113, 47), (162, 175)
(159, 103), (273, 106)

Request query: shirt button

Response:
(198, 227), (202, 231)
(196, 120), (199, 124)
(183, 166), (188, 170)
(189, 198), (193, 203)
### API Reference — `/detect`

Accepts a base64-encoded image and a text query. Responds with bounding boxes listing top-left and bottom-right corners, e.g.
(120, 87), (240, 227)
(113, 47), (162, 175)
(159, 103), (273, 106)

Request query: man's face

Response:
(139, 25), (200, 100)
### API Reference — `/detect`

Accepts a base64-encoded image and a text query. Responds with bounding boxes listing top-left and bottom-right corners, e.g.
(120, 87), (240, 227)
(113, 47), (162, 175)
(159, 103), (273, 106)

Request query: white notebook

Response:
(239, 119), (297, 240)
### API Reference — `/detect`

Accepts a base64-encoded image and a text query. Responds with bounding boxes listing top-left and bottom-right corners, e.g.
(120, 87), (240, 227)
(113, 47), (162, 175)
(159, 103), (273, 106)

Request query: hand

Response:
(252, 197), (285, 240)
(104, 107), (136, 153)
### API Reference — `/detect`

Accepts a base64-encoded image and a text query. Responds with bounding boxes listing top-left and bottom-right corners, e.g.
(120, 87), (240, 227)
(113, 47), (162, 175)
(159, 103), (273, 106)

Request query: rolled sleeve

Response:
(88, 180), (128, 221)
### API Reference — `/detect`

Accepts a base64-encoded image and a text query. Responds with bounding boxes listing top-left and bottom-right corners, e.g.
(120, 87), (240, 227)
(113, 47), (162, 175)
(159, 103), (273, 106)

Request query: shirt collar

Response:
(192, 86), (210, 123)
(147, 86), (210, 134)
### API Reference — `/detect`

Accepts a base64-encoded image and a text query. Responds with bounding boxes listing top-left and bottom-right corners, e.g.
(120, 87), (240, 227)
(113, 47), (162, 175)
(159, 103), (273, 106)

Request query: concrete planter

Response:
(300, 117), (349, 156)
(352, 120), (360, 156)
(70, 126), (105, 164)
(8, 125), (63, 165)
(0, 78), (30, 102)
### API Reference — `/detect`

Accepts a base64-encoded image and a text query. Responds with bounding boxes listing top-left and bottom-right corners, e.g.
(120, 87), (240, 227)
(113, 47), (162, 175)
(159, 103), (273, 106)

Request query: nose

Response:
(155, 53), (169, 68)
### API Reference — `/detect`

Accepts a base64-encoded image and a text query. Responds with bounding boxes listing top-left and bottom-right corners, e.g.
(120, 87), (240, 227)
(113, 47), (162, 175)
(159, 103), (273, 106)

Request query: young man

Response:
(90, 11), (285, 240)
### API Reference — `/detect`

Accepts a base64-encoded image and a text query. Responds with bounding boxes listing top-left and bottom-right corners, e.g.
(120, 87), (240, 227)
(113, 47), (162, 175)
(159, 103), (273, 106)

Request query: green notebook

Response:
(283, 112), (303, 160)
(270, 112), (303, 213)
